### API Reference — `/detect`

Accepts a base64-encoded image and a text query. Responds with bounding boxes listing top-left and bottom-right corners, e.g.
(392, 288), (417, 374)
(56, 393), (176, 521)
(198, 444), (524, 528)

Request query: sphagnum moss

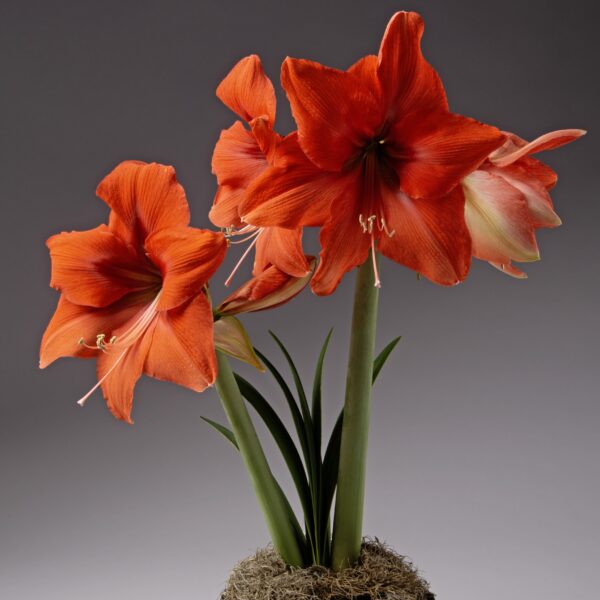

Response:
(221, 539), (435, 600)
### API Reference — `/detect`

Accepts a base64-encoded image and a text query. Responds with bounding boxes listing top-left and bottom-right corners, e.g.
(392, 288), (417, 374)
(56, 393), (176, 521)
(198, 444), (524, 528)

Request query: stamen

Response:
(223, 224), (259, 240)
(229, 228), (262, 245)
(359, 214), (368, 233)
(378, 217), (395, 238)
(371, 235), (381, 288)
(76, 292), (161, 407)
(224, 229), (264, 287)
(367, 215), (376, 234)
(359, 213), (384, 287)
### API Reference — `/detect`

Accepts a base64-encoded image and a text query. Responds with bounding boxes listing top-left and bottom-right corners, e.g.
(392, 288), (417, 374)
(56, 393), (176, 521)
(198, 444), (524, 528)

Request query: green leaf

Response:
(320, 410), (343, 531)
(372, 336), (401, 383)
(254, 348), (312, 472)
(269, 331), (313, 430)
(200, 416), (239, 450)
(269, 331), (321, 562)
(234, 373), (314, 527)
(312, 328), (333, 457)
(312, 328), (333, 560)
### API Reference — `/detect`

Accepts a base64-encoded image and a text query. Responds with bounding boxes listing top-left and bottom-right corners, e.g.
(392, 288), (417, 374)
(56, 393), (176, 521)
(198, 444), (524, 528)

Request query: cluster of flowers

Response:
(40, 12), (582, 423)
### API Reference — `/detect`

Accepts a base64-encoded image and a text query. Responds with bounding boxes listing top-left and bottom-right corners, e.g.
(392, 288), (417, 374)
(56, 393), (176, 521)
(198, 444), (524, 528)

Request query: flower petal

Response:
(377, 11), (448, 121)
(486, 163), (561, 228)
(47, 225), (158, 307)
(211, 121), (269, 188)
(209, 185), (245, 229)
(145, 228), (228, 311)
(216, 55), (276, 124)
(391, 110), (505, 199)
(242, 159), (347, 229)
(250, 117), (281, 161)
(490, 261), (528, 279)
(311, 181), (371, 295)
(97, 161), (190, 245)
(463, 170), (539, 264)
(489, 129), (586, 168)
(144, 293), (218, 393)
(217, 259), (315, 315)
(281, 58), (381, 171)
(253, 227), (310, 277)
(39, 293), (149, 368)
(347, 55), (380, 94)
(378, 185), (472, 285)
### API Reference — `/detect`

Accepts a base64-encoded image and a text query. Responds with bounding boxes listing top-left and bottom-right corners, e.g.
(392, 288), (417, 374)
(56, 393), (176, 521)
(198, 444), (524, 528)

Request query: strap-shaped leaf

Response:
(312, 329), (333, 560)
(200, 416), (239, 450)
(269, 331), (313, 430)
(320, 410), (343, 530)
(269, 331), (321, 561)
(235, 373), (314, 527)
(254, 348), (312, 474)
(312, 328), (333, 457)
(372, 336), (401, 383)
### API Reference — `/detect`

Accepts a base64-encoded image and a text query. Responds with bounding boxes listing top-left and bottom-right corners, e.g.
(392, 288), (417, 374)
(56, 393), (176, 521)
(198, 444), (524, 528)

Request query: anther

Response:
(378, 217), (395, 238)
(359, 214), (368, 233)
(367, 215), (377, 234)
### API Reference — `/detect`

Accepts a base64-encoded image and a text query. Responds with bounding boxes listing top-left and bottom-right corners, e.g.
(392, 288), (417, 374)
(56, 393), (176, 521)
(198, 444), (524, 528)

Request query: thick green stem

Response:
(331, 255), (380, 569)
(215, 350), (305, 567)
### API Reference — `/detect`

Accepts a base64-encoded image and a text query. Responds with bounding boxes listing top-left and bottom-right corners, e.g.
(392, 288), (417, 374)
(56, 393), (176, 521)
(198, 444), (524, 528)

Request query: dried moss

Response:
(221, 539), (434, 600)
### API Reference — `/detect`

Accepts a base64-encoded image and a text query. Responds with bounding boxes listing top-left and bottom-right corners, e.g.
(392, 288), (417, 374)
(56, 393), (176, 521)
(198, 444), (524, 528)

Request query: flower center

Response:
(76, 292), (162, 407)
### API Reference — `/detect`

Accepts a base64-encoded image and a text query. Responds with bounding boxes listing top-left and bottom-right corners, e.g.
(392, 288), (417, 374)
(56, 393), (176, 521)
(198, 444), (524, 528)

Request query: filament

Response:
(224, 229), (264, 287)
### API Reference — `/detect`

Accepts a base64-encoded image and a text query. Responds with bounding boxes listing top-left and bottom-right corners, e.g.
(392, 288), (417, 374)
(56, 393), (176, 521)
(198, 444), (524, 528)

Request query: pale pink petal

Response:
(463, 170), (540, 264)
(490, 129), (586, 167)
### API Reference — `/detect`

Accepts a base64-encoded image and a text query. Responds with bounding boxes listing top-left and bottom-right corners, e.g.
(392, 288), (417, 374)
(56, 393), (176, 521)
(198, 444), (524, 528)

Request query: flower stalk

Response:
(331, 252), (380, 569)
(214, 350), (306, 567)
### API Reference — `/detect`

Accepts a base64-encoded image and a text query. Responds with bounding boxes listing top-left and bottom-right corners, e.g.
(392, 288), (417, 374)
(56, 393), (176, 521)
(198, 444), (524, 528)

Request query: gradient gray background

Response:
(1, 1), (598, 598)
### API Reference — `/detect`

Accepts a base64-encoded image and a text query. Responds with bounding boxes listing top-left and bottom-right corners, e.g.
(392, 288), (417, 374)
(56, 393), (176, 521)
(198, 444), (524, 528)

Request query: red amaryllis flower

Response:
(40, 161), (228, 423)
(240, 11), (506, 295)
(210, 55), (311, 282)
(463, 128), (585, 277)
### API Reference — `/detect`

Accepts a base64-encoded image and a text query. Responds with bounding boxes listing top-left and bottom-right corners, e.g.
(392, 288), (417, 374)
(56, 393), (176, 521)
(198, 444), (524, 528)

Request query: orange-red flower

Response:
(463, 129), (585, 277)
(240, 11), (506, 295)
(210, 55), (311, 280)
(40, 161), (228, 423)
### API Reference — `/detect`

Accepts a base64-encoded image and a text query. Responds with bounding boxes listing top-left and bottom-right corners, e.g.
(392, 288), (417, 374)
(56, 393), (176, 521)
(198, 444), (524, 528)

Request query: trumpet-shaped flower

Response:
(463, 129), (585, 277)
(40, 161), (228, 423)
(240, 11), (505, 294)
(210, 55), (311, 281)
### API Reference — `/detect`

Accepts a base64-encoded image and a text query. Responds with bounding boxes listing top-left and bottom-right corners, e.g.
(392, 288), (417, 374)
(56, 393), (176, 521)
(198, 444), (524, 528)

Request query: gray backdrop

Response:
(1, 1), (598, 598)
